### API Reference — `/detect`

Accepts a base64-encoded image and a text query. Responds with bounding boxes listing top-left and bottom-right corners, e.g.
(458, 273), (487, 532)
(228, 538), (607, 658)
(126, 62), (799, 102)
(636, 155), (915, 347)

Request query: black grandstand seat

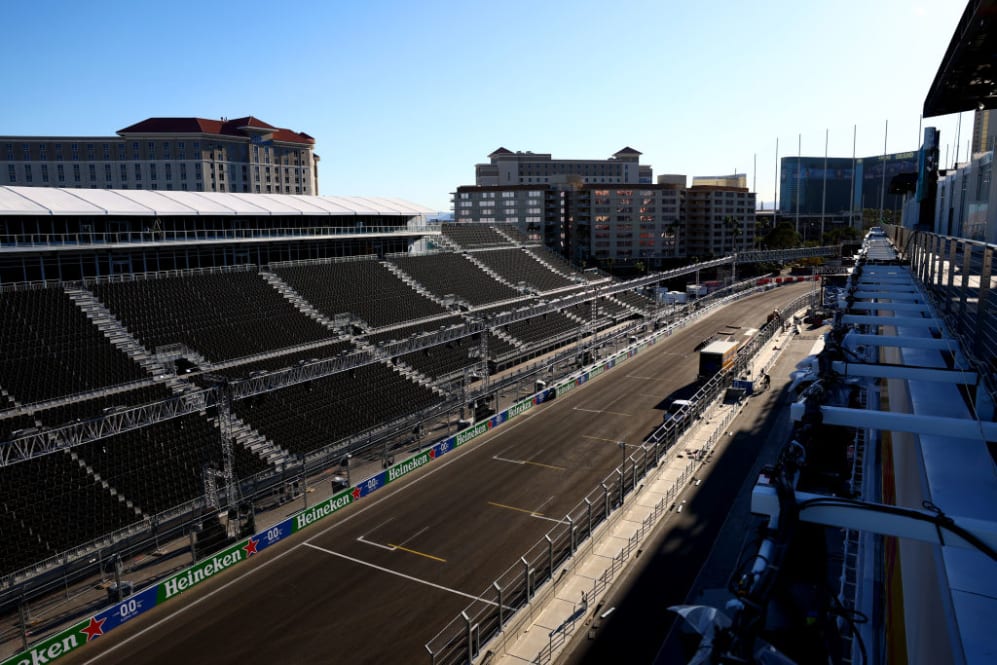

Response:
(487, 332), (519, 360)
(441, 223), (516, 250)
(232, 363), (443, 457)
(0, 287), (148, 405)
(470, 249), (576, 292)
(74, 413), (235, 515)
(564, 296), (630, 323)
(0, 451), (142, 575)
(524, 247), (603, 281)
(364, 316), (465, 347)
(397, 335), (483, 380)
(213, 341), (355, 381)
(273, 260), (446, 328)
(502, 311), (581, 347)
(0, 411), (36, 443)
(389, 254), (519, 306)
(611, 289), (655, 313)
(496, 225), (532, 244)
(91, 271), (332, 363)
(33, 384), (174, 431)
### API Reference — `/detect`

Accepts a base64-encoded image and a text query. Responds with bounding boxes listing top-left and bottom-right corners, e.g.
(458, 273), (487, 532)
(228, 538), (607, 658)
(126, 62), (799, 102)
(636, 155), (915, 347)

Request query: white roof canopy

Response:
(0, 186), (436, 217)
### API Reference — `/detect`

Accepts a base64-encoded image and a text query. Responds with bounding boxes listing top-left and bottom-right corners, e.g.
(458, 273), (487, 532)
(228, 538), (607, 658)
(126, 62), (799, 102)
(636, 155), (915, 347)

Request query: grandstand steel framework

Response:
(0, 246), (837, 468)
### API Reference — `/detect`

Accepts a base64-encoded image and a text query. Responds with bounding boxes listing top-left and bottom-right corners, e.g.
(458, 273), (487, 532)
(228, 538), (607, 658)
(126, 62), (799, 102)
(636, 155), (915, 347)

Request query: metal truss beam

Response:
(829, 361), (977, 384)
(0, 390), (213, 467)
(845, 301), (933, 314)
(842, 333), (961, 351)
(849, 290), (922, 301)
(789, 402), (997, 440)
(751, 486), (997, 553)
(840, 314), (942, 328)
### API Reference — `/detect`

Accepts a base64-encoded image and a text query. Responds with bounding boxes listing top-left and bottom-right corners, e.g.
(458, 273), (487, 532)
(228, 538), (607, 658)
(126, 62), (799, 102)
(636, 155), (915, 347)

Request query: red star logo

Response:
(429, 449), (436, 459)
(242, 537), (258, 556)
(352, 486), (361, 500)
(81, 616), (106, 641)
(486, 420), (493, 429)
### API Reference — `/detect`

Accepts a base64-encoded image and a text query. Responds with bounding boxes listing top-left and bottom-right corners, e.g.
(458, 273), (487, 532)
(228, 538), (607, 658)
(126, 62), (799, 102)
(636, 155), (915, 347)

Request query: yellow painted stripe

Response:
(488, 501), (544, 517)
(389, 544), (446, 563)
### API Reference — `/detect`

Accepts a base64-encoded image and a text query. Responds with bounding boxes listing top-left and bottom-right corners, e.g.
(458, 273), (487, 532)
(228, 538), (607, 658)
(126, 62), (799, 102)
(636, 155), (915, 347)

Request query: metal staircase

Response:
(259, 271), (339, 331)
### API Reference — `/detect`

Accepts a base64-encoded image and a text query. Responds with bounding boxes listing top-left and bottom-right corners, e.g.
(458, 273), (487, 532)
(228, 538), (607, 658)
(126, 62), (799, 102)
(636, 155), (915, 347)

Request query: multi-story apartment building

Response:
(456, 149), (756, 268)
(1, 116), (318, 194)
(684, 185), (757, 259)
(567, 183), (687, 266)
(474, 147), (653, 186)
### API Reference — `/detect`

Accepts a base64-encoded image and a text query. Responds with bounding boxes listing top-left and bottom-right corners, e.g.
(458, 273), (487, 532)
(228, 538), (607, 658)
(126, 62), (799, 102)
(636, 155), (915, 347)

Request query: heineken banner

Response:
(3, 316), (679, 665)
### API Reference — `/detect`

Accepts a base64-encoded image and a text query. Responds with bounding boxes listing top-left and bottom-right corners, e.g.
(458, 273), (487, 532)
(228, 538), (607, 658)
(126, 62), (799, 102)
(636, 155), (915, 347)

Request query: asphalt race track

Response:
(63, 282), (813, 665)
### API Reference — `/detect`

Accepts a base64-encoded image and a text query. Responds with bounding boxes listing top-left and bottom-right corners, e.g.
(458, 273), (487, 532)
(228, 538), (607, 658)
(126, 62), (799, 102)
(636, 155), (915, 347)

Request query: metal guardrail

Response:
(885, 225), (997, 417)
(0, 225), (442, 250)
(425, 290), (816, 664)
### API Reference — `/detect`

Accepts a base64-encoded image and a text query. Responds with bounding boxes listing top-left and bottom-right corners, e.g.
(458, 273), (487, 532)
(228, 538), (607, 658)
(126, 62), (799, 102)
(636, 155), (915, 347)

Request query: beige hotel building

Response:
(1, 116), (319, 195)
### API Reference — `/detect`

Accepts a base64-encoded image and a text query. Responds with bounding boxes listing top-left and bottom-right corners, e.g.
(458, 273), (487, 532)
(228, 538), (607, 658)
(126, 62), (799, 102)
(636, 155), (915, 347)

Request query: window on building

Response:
(86, 144), (95, 160)
(41, 164), (49, 182)
(165, 163), (172, 181)
(134, 164), (142, 180)
(39, 145), (47, 161)
(88, 164), (96, 181)
(104, 164), (112, 181)
(4, 143), (12, 160)
(73, 164), (81, 182)
(103, 144), (110, 160)
(120, 164), (127, 181)
(57, 164), (64, 182)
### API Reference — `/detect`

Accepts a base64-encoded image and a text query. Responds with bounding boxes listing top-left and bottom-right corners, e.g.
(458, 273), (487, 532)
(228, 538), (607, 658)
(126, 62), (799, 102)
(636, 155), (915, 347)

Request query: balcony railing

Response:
(0, 224), (442, 249)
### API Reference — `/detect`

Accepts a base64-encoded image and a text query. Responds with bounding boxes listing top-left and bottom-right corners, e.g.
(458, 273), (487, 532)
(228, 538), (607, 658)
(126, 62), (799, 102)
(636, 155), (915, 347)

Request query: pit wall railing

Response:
(0, 284), (814, 665)
(886, 225), (997, 417)
(424, 290), (815, 665)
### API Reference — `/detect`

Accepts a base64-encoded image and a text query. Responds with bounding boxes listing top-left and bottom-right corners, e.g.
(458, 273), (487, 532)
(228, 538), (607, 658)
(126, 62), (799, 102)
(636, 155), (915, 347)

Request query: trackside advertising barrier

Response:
(1, 284), (787, 665)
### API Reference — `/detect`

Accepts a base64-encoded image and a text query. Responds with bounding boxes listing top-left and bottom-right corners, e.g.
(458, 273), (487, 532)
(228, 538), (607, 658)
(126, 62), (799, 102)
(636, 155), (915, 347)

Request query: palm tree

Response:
(665, 220), (681, 258)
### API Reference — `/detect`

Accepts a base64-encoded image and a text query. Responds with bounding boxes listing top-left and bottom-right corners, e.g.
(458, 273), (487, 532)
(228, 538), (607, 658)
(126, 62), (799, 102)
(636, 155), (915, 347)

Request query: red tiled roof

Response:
(117, 116), (315, 145)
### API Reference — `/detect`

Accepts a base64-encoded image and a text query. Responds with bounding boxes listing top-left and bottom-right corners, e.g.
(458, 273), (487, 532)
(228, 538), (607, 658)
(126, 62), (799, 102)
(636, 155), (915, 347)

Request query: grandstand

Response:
(0, 186), (660, 605)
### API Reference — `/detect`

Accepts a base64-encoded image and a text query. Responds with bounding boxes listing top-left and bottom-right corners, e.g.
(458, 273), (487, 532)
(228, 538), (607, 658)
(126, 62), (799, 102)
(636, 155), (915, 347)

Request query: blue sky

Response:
(0, 0), (972, 211)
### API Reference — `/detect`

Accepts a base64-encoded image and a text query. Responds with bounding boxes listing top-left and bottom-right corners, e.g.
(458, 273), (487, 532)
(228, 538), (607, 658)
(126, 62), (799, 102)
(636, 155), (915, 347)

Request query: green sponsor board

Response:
(556, 380), (575, 395)
(454, 421), (488, 447)
(292, 489), (354, 533)
(386, 451), (431, 483)
(507, 398), (533, 419)
(589, 364), (605, 378)
(2, 619), (90, 665)
(157, 541), (249, 602)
